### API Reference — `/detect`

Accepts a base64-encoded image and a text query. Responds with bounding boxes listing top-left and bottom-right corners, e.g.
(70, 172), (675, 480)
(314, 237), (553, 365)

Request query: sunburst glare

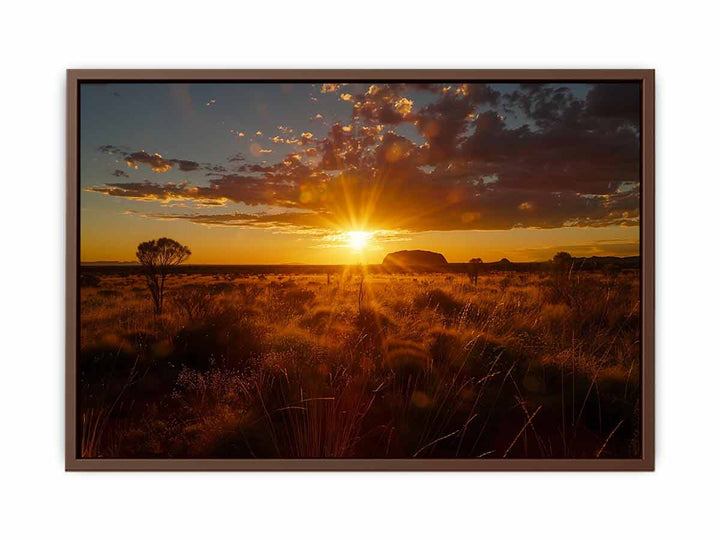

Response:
(345, 230), (373, 251)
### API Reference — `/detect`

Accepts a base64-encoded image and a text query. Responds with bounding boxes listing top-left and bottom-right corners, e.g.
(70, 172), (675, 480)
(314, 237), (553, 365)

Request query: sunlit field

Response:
(78, 266), (640, 459)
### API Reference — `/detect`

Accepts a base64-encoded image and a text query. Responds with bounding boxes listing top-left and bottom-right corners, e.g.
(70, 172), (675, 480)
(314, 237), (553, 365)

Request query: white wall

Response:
(1, 1), (718, 538)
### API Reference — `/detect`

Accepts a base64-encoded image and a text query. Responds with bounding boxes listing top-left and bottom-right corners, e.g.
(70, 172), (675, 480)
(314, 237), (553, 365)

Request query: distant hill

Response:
(574, 255), (640, 269)
(382, 250), (448, 268)
(476, 255), (639, 272)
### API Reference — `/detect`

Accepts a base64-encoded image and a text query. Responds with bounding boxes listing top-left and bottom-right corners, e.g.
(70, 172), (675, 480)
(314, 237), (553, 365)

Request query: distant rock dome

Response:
(382, 250), (448, 268)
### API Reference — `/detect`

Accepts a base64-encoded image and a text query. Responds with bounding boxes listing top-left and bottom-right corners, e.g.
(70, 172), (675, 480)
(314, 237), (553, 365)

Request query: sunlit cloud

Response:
(125, 152), (171, 172)
(320, 83), (345, 94)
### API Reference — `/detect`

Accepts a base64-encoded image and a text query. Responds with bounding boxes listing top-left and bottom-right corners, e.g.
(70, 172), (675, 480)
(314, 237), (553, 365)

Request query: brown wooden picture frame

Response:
(66, 69), (654, 471)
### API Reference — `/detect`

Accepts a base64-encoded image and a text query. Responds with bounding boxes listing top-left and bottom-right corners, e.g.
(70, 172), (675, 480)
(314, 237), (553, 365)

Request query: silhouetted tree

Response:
(552, 251), (573, 291)
(553, 251), (573, 271)
(467, 258), (483, 286)
(136, 238), (191, 315)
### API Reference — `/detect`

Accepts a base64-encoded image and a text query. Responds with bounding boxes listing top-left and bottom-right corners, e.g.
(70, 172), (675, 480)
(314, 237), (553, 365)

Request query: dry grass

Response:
(78, 268), (641, 459)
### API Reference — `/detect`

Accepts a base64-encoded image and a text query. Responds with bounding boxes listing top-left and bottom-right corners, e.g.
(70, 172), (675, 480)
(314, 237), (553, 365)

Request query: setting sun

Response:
(346, 230), (373, 251)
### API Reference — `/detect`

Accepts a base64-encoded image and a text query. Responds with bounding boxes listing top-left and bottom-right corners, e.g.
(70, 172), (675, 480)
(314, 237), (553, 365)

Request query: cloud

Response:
(100, 146), (203, 174)
(86, 180), (227, 205)
(320, 83), (345, 94)
(98, 144), (126, 154)
(111, 169), (129, 178)
(248, 143), (274, 157)
(96, 82), (640, 235)
(271, 135), (298, 144)
(126, 153), (201, 173)
(352, 84), (415, 125)
(140, 210), (332, 230)
(125, 152), (173, 173)
(170, 159), (200, 172)
(91, 146), (638, 232)
(201, 163), (228, 174)
(454, 83), (501, 105)
(585, 83), (640, 125)
(414, 92), (475, 163)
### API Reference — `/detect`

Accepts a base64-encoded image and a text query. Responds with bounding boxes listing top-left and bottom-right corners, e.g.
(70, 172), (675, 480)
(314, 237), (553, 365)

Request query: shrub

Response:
(384, 339), (431, 377)
(173, 286), (214, 320)
(80, 273), (101, 287)
(413, 288), (463, 318)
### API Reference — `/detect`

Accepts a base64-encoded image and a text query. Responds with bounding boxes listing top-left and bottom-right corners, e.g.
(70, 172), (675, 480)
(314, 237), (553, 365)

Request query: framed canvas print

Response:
(66, 69), (654, 471)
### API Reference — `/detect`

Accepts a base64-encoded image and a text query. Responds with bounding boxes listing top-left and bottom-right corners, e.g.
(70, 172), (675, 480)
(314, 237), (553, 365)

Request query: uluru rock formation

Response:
(382, 250), (448, 269)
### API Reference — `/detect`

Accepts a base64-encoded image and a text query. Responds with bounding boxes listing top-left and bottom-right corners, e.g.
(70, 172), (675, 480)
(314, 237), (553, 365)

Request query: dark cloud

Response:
(585, 83), (640, 125)
(504, 84), (580, 129)
(460, 110), (639, 194)
(456, 83), (501, 106)
(98, 144), (127, 154)
(99, 147), (203, 174)
(111, 169), (129, 178)
(124, 152), (180, 173)
(201, 164), (228, 174)
(415, 92), (475, 164)
(169, 159), (200, 172)
(91, 82), (640, 234)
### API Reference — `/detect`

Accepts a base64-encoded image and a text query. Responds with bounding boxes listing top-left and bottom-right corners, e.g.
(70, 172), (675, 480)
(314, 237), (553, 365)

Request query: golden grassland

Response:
(79, 268), (640, 459)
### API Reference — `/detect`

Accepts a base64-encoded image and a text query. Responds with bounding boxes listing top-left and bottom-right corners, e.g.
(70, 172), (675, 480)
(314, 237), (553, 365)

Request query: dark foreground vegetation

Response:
(78, 261), (641, 459)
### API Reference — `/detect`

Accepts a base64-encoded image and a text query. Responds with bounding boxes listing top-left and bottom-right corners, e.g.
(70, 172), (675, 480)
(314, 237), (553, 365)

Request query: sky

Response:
(80, 81), (640, 264)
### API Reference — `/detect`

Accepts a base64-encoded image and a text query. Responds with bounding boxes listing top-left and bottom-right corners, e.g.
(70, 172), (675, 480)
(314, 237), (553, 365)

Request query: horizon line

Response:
(80, 254), (640, 266)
